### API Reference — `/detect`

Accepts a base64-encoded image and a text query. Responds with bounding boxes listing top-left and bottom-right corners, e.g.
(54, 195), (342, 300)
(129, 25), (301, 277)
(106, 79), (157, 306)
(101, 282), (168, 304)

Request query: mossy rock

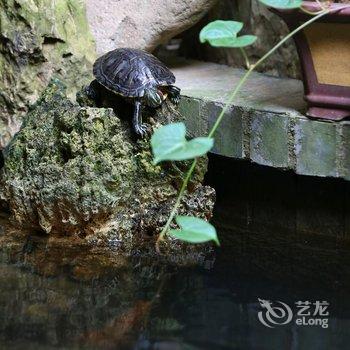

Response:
(0, 0), (96, 147)
(0, 80), (215, 254)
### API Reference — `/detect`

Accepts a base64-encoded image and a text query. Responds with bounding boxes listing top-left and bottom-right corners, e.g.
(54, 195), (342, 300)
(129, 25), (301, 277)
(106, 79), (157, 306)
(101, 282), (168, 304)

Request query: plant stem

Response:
(300, 7), (325, 15)
(210, 9), (332, 137)
(156, 6), (347, 248)
(156, 159), (197, 247)
(239, 48), (251, 69)
(316, 0), (328, 10)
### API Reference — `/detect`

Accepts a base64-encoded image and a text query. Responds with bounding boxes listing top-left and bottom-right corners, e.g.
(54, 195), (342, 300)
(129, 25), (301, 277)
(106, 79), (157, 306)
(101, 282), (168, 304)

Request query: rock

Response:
(180, 0), (300, 79)
(0, 80), (215, 255)
(0, 0), (96, 148)
(85, 0), (219, 54)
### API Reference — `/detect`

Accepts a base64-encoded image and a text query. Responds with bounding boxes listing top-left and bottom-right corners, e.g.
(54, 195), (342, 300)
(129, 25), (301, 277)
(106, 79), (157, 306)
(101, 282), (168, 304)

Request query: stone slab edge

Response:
(179, 96), (350, 181)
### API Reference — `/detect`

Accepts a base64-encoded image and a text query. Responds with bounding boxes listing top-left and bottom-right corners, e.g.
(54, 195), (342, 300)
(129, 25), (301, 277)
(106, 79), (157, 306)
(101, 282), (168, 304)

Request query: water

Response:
(0, 211), (350, 350)
(1, 157), (350, 349)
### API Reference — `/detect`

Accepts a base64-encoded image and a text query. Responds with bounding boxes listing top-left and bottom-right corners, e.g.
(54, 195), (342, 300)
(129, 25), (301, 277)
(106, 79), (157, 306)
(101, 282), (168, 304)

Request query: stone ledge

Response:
(171, 60), (350, 180)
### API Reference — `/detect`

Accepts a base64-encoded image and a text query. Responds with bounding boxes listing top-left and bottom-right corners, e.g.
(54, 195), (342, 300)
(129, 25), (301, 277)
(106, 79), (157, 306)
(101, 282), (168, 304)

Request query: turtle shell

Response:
(93, 48), (175, 98)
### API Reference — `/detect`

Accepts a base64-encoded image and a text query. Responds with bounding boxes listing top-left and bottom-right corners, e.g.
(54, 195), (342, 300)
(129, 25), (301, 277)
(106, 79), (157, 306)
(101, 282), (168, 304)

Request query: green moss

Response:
(1, 82), (129, 232)
(0, 0), (96, 147)
(0, 81), (215, 256)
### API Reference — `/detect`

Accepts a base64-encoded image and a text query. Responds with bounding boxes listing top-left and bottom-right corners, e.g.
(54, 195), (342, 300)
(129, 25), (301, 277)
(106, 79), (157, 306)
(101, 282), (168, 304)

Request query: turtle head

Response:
(144, 88), (164, 108)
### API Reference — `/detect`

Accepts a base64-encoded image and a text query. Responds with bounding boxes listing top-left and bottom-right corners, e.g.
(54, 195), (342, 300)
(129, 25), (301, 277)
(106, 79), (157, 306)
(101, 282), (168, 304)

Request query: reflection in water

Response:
(1, 156), (350, 349)
(1, 216), (350, 350)
(0, 252), (164, 350)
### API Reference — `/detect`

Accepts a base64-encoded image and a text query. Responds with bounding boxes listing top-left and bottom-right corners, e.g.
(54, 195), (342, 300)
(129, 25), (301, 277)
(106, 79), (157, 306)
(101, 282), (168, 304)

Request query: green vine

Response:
(151, 0), (349, 251)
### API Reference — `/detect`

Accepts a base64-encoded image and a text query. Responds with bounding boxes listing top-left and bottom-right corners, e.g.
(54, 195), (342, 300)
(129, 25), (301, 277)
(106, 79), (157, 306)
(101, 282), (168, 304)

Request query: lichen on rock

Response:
(0, 0), (96, 148)
(0, 80), (215, 255)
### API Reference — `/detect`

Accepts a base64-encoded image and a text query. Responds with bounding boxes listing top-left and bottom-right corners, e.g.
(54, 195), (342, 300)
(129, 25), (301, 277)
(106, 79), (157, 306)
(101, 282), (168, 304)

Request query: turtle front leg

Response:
(167, 85), (181, 105)
(132, 100), (148, 138)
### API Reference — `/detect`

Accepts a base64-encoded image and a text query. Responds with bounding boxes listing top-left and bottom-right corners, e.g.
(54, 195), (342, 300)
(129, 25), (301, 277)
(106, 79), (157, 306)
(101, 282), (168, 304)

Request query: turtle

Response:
(87, 48), (181, 138)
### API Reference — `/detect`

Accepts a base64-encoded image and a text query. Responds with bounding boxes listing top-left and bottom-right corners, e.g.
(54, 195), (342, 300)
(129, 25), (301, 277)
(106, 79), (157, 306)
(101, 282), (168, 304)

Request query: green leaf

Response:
(200, 20), (256, 48)
(151, 122), (213, 164)
(208, 35), (257, 48)
(258, 0), (302, 9)
(169, 216), (220, 246)
(200, 20), (243, 43)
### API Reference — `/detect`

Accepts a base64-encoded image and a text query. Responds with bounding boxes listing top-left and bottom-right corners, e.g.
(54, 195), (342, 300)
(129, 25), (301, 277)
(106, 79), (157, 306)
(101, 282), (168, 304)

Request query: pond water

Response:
(1, 157), (350, 350)
(1, 210), (349, 350)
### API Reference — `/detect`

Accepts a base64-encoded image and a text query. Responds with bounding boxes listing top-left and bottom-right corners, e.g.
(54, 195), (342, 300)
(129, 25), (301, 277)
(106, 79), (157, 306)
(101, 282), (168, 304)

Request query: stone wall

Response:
(172, 60), (350, 181)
